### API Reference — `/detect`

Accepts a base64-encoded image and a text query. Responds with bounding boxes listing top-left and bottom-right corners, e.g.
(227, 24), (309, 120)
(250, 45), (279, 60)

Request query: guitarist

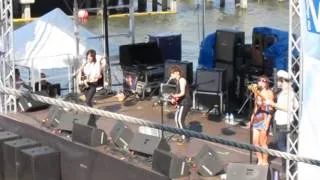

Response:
(247, 75), (274, 166)
(169, 65), (192, 143)
(79, 49), (101, 126)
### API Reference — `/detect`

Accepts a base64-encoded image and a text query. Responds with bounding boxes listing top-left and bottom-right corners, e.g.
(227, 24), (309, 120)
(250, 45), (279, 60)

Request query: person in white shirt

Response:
(79, 49), (101, 126)
(266, 70), (298, 152)
(79, 49), (101, 107)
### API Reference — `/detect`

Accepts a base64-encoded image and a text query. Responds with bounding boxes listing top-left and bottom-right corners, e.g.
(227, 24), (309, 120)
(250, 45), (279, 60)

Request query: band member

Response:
(266, 70), (298, 152)
(169, 65), (192, 143)
(79, 49), (101, 126)
(248, 75), (274, 165)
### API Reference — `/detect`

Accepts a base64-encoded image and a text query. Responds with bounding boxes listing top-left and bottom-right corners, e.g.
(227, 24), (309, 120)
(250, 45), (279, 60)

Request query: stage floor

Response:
(2, 94), (284, 179)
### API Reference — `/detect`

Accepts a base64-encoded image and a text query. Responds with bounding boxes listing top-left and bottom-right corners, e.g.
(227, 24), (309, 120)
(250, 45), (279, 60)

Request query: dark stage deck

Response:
(0, 95), (283, 180)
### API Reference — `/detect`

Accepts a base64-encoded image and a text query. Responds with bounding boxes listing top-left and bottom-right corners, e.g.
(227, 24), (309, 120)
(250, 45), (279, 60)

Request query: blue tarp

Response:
(197, 33), (216, 69)
(253, 27), (291, 70)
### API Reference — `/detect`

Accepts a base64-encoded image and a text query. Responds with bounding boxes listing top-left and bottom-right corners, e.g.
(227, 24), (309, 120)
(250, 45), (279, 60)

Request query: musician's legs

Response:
(174, 106), (181, 129)
(176, 105), (191, 140)
(85, 85), (96, 107)
(260, 129), (269, 165)
(85, 85), (97, 127)
(252, 128), (262, 164)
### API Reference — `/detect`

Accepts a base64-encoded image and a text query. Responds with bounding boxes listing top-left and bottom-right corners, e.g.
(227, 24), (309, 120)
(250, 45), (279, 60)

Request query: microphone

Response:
(166, 77), (173, 84)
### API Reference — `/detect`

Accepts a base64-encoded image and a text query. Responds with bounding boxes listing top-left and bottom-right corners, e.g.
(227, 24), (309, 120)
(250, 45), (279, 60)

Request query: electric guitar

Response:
(79, 75), (89, 92)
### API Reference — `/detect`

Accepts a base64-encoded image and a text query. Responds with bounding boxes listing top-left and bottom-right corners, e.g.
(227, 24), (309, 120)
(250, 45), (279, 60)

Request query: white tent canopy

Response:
(14, 8), (103, 70)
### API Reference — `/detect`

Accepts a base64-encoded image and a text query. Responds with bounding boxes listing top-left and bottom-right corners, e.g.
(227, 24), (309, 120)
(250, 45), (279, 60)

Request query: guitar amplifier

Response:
(164, 60), (193, 85)
(195, 68), (227, 92)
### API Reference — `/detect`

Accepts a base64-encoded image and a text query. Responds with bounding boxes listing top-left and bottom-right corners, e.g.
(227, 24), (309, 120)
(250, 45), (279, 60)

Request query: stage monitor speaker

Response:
(215, 29), (245, 63)
(148, 32), (182, 61)
(194, 145), (224, 177)
(18, 146), (60, 180)
(128, 133), (170, 156)
(0, 131), (20, 180)
(18, 92), (50, 112)
(110, 121), (134, 150)
(72, 123), (107, 147)
(52, 110), (98, 132)
(227, 163), (271, 180)
(3, 138), (41, 180)
(152, 148), (189, 179)
(195, 68), (227, 92)
(164, 60), (193, 84)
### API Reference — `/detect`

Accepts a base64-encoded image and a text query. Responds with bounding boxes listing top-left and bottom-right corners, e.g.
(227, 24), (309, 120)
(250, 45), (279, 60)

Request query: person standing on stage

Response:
(248, 75), (274, 166)
(169, 65), (192, 143)
(266, 70), (298, 152)
(79, 49), (101, 126)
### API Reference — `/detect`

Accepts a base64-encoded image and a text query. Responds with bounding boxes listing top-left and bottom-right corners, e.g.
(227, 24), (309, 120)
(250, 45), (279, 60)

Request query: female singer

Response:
(248, 75), (274, 165)
(169, 65), (192, 143)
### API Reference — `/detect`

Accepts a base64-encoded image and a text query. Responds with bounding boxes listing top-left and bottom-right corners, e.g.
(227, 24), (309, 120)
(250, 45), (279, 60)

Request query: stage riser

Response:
(0, 116), (169, 180)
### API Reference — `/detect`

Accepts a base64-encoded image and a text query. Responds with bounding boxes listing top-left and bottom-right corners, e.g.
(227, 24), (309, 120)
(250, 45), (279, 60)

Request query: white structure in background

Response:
(13, 8), (103, 91)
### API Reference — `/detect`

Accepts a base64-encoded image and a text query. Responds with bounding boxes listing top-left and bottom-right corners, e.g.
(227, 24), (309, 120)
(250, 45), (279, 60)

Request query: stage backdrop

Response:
(298, 0), (320, 179)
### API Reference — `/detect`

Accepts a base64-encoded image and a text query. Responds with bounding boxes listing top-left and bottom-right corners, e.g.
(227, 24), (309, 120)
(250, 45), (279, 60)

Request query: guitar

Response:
(79, 75), (89, 92)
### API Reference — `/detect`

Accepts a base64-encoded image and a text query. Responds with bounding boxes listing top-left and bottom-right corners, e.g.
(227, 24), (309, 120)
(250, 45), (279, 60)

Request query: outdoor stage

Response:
(0, 94), (283, 180)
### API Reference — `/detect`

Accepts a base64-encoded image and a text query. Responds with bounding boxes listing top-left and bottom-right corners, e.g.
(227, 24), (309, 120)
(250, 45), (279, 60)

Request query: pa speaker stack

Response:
(215, 29), (245, 101)
(164, 60), (193, 85)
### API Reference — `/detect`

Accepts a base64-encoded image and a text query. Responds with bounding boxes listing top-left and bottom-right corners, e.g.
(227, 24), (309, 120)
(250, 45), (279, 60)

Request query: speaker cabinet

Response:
(152, 148), (189, 179)
(149, 32), (182, 61)
(18, 146), (60, 180)
(164, 60), (193, 84)
(129, 133), (170, 156)
(3, 138), (41, 180)
(110, 121), (134, 150)
(18, 92), (50, 112)
(195, 68), (227, 92)
(215, 29), (245, 63)
(0, 131), (20, 180)
(50, 109), (98, 132)
(194, 145), (223, 177)
(227, 163), (271, 180)
(72, 123), (107, 147)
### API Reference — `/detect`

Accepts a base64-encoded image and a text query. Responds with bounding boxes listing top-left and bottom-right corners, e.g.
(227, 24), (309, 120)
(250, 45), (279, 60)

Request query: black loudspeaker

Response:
(3, 138), (41, 180)
(72, 123), (107, 147)
(49, 108), (98, 132)
(110, 121), (134, 150)
(0, 131), (20, 180)
(18, 92), (50, 112)
(215, 29), (245, 63)
(128, 133), (170, 156)
(149, 32), (182, 61)
(227, 163), (271, 180)
(164, 60), (193, 84)
(194, 145), (224, 177)
(152, 148), (189, 179)
(195, 68), (227, 92)
(119, 42), (163, 67)
(215, 61), (234, 85)
(18, 146), (60, 180)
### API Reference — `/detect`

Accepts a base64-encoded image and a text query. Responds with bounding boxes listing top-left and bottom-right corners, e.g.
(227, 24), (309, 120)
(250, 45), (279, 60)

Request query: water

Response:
(16, 0), (290, 93)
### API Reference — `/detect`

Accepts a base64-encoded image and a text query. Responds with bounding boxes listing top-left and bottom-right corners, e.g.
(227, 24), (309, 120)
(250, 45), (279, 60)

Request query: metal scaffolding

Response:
(288, 0), (303, 178)
(0, 0), (16, 113)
